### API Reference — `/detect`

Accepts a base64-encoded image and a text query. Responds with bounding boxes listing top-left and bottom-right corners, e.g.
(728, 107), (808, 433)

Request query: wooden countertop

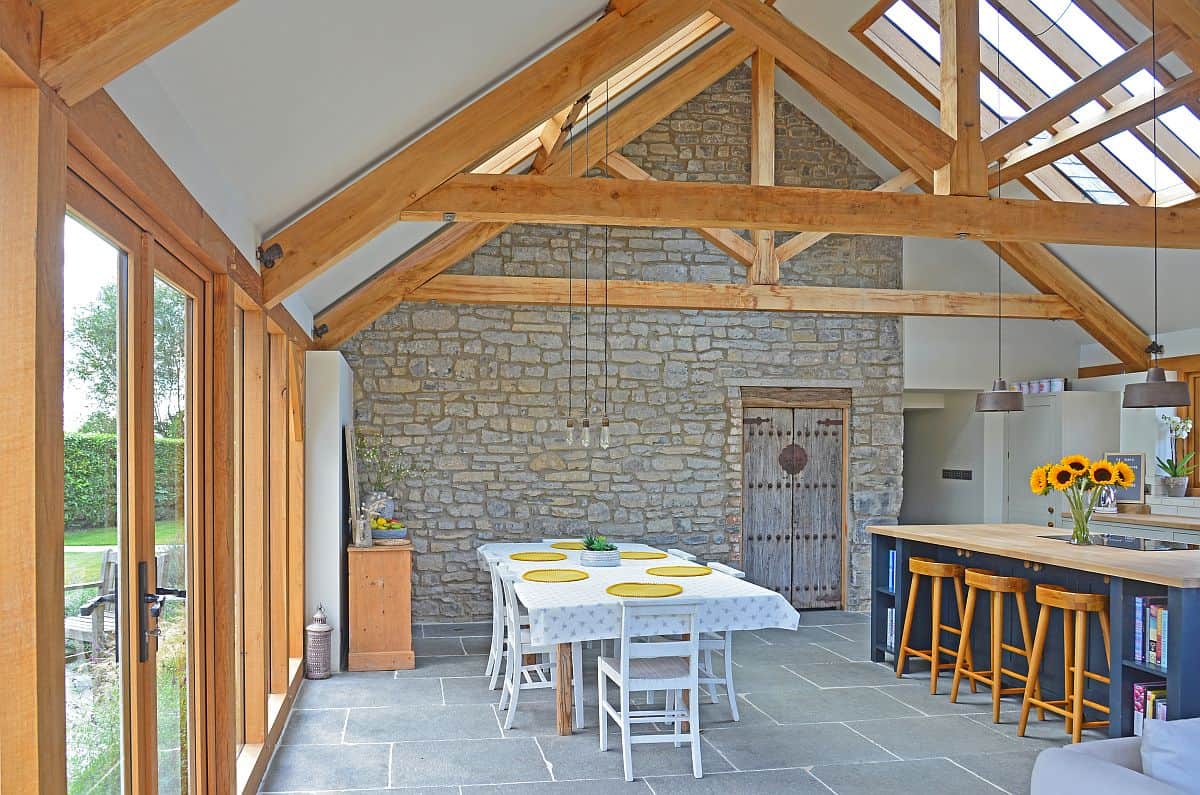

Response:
(868, 524), (1200, 589)
(1091, 512), (1200, 533)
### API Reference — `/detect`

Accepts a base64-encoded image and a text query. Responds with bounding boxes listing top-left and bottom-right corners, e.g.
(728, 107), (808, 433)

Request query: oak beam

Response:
(0, 85), (68, 794)
(311, 33), (757, 349)
(605, 152), (756, 265)
(775, 169), (921, 261)
(402, 173), (1200, 248)
(39, 0), (237, 105)
(0, 0), (41, 87)
(996, 74), (1200, 186)
(981, 26), (1187, 162)
(710, 0), (954, 173)
(749, 49), (779, 283)
(410, 274), (1081, 319)
(936, 0), (987, 195)
(532, 95), (590, 174)
(260, 0), (707, 306)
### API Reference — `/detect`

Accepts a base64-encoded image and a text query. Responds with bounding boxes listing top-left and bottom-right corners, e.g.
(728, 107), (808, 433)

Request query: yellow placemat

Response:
(606, 582), (684, 598)
(620, 551), (668, 560)
(550, 541), (586, 550)
(646, 565), (712, 577)
(510, 551), (567, 562)
(523, 568), (589, 583)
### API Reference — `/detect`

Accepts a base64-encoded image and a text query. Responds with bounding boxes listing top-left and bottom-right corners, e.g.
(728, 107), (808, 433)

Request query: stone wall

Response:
(341, 65), (904, 620)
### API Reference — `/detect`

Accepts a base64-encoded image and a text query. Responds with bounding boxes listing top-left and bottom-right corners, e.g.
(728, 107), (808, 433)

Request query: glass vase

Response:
(1069, 504), (1092, 545)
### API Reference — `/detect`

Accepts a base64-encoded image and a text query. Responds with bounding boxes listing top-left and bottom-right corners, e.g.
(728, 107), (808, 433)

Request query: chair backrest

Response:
(618, 600), (700, 682)
(98, 548), (119, 596)
(497, 566), (524, 637)
(708, 562), (745, 579)
(667, 548), (697, 562)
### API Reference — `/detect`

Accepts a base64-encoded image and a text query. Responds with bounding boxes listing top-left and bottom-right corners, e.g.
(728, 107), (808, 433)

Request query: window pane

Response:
(63, 215), (125, 794)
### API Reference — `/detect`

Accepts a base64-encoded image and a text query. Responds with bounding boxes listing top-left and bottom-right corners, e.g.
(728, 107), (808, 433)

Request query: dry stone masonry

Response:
(341, 65), (904, 620)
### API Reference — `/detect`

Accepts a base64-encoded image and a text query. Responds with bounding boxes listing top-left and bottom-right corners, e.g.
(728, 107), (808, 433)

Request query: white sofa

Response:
(1032, 720), (1200, 795)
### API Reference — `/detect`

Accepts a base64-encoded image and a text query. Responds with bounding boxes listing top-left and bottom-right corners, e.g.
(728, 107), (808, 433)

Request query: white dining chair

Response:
(495, 566), (586, 729)
(598, 600), (703, 782)
(696, 561), (746, 720)
(667, 548), (697, 561)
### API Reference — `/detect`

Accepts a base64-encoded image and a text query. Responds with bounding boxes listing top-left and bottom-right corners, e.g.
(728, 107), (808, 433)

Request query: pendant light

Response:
(977, 12), (1023, 414)
(599, 79), (613, 450)
(565, 97), (579, 445)
(581, 93), (593, 448)
(1123, 0), (1191, 409)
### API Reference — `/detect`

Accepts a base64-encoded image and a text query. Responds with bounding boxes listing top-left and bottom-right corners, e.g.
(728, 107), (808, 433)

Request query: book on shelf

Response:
(1134, 681), (1168, 736)
(1133, 596), (1168, 666)
(886, 606), (896, 651)
(1161, 609), (1169, 669)
(1156, 700), (1169, 721)
(886, 549), (896, 593)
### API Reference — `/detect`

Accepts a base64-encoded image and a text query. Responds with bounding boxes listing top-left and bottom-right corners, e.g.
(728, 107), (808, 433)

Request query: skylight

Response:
(866, 0), (1197, 203)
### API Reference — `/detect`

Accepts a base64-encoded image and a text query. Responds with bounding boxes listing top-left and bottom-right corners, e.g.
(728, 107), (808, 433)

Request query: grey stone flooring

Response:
(260, 611), (1102, 794)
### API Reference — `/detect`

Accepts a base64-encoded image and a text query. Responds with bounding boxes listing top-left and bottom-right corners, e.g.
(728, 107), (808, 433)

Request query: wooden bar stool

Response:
(951, 569), (1042, 723)
(895, 557), (976, 694)
(1019, 584), (1111, 744)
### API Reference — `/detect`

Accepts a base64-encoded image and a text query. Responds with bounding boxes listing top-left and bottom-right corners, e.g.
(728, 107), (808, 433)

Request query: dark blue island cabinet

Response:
(868, 524), (1200, 738)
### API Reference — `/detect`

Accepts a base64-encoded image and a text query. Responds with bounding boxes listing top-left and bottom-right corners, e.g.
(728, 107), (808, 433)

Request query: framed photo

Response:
(345, 423), (361, 526)
(1104, 451), (1146, 504)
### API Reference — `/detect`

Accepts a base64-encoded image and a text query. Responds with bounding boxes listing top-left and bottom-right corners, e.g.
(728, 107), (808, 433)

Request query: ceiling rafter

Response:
(258, 0), (708, 306)
(38, 0), (237, 105)
(311, 31), (758, 349)
(409, 274), (1082, 320)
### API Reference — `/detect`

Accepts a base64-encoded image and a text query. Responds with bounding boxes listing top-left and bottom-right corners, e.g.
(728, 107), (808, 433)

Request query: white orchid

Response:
(1161, 414), (1194, 440)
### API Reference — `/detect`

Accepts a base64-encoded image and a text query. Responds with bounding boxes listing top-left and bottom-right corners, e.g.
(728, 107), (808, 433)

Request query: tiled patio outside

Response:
(260, 611), (1101, 794)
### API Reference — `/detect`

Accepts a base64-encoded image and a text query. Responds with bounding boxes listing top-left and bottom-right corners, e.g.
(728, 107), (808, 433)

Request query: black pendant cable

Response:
(1123, 0), (1191, 408)
(566, 110), (577, 445)
(581, 94), (593, 448)
(600, 79), (613, 449)
(977, 6), (1024, 413)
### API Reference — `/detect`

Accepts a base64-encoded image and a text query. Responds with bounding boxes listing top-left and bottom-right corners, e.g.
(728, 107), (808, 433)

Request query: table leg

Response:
(681, 632), (691, 732)
(556, 642), (573, 736)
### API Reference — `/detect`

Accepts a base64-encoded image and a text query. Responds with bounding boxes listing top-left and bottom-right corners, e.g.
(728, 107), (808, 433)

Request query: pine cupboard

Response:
(347, 545), (416, 671)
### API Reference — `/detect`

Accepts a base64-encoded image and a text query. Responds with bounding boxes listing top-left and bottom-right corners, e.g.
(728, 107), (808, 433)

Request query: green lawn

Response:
(64, 518), (185, 548)
(65, 549), (104, 586)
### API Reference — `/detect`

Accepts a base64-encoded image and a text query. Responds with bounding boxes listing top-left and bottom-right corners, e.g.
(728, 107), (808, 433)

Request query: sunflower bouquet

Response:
(1030, 455), (1135, 545)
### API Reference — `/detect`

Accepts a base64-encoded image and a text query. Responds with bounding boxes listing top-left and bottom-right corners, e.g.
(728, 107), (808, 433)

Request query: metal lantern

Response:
(305, 605), (333, 680)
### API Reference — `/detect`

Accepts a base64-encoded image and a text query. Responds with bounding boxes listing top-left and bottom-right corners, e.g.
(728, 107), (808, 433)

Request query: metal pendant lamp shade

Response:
(1123, 367), (1191, 408)
(976, 379), (1025, 413)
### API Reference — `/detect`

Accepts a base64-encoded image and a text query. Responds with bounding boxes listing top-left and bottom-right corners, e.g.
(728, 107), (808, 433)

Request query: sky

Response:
(63, 215), (121, 432)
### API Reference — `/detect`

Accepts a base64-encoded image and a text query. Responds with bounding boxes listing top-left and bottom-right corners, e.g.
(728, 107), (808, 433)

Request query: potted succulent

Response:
(579, 533), (620, 567)
(1156, 453), (1195, 498)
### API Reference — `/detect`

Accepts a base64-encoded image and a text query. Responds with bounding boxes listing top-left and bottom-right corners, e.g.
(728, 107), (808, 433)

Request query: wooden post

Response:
(268, 331), (290, 693)
(935, 0), (987, 196)
(0, 85), (69, 794)
(749, 49), (779, 284)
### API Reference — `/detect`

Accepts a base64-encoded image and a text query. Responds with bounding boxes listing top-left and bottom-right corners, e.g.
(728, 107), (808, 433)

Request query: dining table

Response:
(478, 541), (801, 735)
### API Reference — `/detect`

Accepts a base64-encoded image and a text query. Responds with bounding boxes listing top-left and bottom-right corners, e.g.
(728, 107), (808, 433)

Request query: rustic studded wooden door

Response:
(743, 406), (844, 609)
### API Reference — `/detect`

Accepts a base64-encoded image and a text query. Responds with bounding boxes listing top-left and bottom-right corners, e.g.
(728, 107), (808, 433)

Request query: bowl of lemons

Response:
(371, 516), (408, 540)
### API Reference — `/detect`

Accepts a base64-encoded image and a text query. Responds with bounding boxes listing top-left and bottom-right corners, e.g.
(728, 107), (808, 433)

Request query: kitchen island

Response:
(868, 523), (1200, 737)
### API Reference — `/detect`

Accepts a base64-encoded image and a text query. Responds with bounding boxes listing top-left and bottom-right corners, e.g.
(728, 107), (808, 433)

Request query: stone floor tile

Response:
(259, 743), (390, 792)
(751, 626), (846, 645)
(295, 675), (444, 710)
(846, 714), (1023, 759)
(743, 641), (852, 665)
(701, 723), (895, 769)
(278, 708), (347, 745)
(811, 757), (1002, 794)
(395, 654), (490, 678)
(537, 731), (734, 781)
(728, 662), (811, 693)
(951, 749), (1043, 795)
(787, 661), (906, 688)
(462, 636), (495, 655)
(819, 622), (871, 645)
(879, 682), (1007, 717)
(344, 703), (502, 742)
(811, 639), (873, 662)
(389, 737), (552, 788)
(745, 684), (924, 724)
(442, 675), (553, 706)
(798, 610), (870, 626)
(463, 780), (651, 793)
(645, 767), (828, 794)
(412, 636), (468, 657)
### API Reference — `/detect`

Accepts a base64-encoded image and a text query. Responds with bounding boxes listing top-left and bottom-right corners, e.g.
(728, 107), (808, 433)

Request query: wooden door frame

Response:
(741, 387), (852, 610)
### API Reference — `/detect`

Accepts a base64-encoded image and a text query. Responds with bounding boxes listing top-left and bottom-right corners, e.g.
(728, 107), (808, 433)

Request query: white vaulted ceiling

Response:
(106, 0), (1199, 363)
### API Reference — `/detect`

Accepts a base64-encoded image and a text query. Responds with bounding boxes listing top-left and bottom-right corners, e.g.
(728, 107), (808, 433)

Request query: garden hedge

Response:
(64, 433), (185, 529)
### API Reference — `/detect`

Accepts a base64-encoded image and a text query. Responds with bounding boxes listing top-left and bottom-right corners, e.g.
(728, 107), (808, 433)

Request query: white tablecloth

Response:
(479, 542), (800, 646)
